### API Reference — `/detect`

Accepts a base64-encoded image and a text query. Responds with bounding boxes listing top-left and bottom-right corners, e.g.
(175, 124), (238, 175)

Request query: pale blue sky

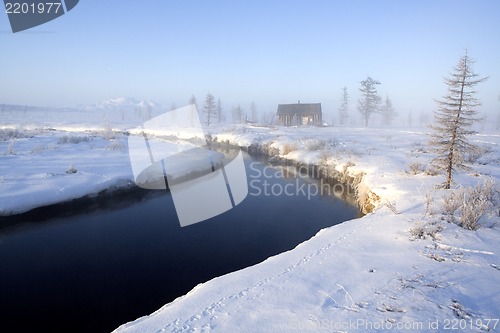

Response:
(1, 0), (499, 119)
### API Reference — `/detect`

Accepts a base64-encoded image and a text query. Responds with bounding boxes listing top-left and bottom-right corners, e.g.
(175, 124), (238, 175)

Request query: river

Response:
(0, 149), (361, 333)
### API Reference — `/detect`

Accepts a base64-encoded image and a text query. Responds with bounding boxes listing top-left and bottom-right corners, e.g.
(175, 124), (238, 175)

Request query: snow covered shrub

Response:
(409, 221), (443, 241)
(442, 190), (462, 223)
(107, 141), (125, 151)
(410, 141), (429, 154)
(407, 161), (424, 175)
(0, 128), (26, 141)
(303, 138), (326, 151)
(422, 189), (437, 216)
(384, 200), (399, 214)
(302, 137), (338, 151)
(66, 165), (77, 174)
(443, 180), (496, 230)
(341, 147), (362, 158)
(458, 181), (496, 230)
(58, 135), (90, 144)
(424, 166), (439, 176)
(101, 124), (116, 140)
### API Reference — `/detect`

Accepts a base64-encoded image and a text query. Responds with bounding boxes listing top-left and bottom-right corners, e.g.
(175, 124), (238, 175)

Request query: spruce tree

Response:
(338, 87), (349, 125)
(203, 93), (216, 126)
(358, 77), (381, 127)
(429, 50), (488, 189)
(381, 95), (397, 126)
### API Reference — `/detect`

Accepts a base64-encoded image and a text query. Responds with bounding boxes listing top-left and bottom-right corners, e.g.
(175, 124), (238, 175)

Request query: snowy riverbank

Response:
(114, 125), (500, 332)
(0, 128), (134, 216)
(1, 124), (499, 332)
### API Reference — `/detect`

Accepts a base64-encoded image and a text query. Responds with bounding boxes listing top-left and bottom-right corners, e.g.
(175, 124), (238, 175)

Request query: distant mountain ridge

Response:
(83, 97), (165, 112)
(1, 98), (168, 115)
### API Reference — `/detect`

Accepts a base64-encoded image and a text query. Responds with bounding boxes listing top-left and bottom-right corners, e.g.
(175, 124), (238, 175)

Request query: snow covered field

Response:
(114, 125), (500, 333)
(1, 108), (499, 332)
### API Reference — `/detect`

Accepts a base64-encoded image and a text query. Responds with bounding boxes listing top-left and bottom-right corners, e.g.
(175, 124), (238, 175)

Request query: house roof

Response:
(277, 103), (322, 115)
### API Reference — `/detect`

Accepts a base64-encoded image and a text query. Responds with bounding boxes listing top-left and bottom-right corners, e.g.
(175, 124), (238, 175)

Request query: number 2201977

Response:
(5, 2), (62, 14)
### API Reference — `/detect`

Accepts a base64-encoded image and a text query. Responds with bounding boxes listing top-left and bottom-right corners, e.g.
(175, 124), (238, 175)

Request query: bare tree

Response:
(381, 95), (397, 126)
(203, 93), (216, 126)
(358, 76), (381, 127)
(428, 50), (488, 189)
(338, 86), (349, 125)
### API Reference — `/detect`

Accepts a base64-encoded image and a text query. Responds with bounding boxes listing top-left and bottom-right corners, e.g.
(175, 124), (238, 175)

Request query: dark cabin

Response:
(277, 102), (322, 126)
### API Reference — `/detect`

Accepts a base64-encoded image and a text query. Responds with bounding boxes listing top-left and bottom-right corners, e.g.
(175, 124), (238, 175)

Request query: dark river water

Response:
(0, 150), (361, 333)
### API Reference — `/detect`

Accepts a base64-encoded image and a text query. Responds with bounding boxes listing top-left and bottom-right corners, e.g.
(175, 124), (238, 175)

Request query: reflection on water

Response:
(0, 150), (361, 333)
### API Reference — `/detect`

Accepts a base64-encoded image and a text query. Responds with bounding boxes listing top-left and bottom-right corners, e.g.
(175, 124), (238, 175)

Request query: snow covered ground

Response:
(1, 107), (499, 332)
(0, 128), (134, 215)
(115, 125), (500, 333)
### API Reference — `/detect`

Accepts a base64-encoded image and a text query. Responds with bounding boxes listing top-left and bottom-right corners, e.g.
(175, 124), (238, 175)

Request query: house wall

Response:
(278, 113), (322, 126)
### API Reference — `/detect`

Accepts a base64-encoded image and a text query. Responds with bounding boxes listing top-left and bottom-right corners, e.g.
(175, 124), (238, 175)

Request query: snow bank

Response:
(1, 122), (499, 332)
(0, 130), (134, 215)
(0, 129), (222, 216)
(115, 125), (500, 332)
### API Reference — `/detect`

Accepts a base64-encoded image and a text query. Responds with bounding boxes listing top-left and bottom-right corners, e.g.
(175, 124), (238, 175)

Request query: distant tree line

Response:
(184, 93), (264, 127)
(336, 77), (397, 127)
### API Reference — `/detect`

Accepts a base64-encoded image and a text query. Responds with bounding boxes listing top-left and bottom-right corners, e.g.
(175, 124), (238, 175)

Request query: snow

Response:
(114, 125), (500, 333)
(0, 129), (133, 215)
(115, 215), (500, 332)
(1, 107), (499, 332)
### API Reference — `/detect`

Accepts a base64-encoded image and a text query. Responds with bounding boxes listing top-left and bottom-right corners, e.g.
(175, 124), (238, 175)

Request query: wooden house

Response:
(277, 102), (322, 126)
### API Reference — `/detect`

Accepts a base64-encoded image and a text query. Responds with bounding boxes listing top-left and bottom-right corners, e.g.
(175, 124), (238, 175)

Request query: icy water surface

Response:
(0, 150), (361, 333)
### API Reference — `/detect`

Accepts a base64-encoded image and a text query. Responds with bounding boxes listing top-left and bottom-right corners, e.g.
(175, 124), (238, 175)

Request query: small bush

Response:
(409, 221), (443, 241)
(442, 191), (461, 222)
(58, 135), (90, 144)
(423, 189), (436, 216)
(66, 165), (77, 174)
(0, 128), (26, 141)
(407, 161), (424, 175)
(442, 180), (496, 230)
(100, 124), (117, 140)
(303, 138), (326, 151)
(458, 183), (494, 230)
(424, 166), (439, 176)
(411, 141), (429, 154)
(106, 141), (125, 151)
(384, 200), (399, 215)
(302, 137), (338, 151)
